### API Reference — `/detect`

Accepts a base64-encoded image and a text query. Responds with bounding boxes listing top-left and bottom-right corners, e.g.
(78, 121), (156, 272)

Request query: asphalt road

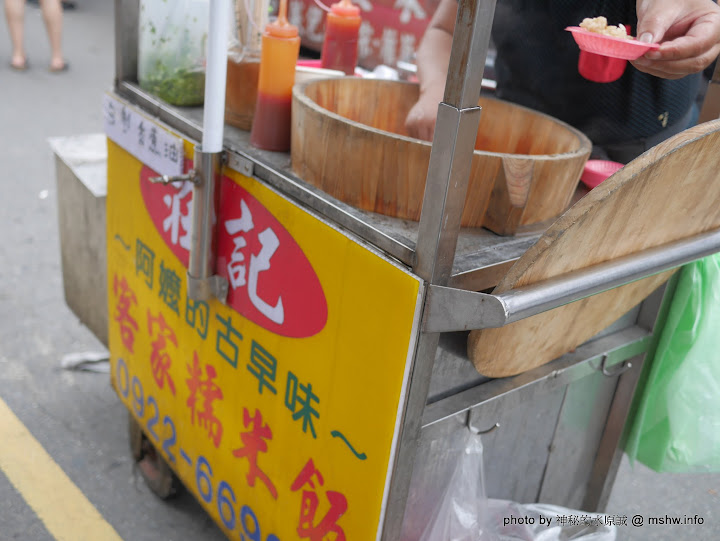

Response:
(1, 2), (224, 540)
(0, 2), (718, 541)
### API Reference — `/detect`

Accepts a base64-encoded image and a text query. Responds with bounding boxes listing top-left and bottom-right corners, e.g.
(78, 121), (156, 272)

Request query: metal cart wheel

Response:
(128, 414), (181, 499)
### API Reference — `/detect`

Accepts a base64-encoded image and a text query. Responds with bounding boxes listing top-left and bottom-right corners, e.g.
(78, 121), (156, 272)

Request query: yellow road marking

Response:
(0, 396), (123, 541)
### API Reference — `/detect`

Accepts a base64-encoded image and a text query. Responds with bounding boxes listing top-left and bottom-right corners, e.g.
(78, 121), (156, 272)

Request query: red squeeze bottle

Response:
(250, 0), (300, 151)
(320, 0), (361, 75)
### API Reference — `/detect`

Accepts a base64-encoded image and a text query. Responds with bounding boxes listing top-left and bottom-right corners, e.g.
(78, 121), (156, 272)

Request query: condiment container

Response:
(137, 0), (209, 106)
(320, 0), (361, 76)
(225, 0), (267, 130)
(250, 0), (300, 151)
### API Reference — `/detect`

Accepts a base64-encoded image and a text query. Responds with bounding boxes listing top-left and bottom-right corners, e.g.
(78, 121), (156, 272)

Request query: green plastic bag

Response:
(626, 254), (720, 473)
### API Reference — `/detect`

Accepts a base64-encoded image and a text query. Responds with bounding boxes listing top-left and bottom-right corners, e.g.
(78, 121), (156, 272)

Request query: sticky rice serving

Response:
(580, 16), (633, 39)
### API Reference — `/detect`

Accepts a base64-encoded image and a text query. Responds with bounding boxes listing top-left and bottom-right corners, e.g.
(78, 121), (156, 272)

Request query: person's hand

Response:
(632, 0), (720, 78)
(405, 87), (444, 141)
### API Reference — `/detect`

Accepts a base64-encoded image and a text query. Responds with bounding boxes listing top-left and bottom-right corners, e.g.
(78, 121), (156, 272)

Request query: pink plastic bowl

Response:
(296, 59), (323, 68)
(566, 27), (660, 60)
(581, 159), (624, 189)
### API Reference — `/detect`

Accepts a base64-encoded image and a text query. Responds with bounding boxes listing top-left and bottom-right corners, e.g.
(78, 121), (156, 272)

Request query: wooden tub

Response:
(291, 78), (591, 235)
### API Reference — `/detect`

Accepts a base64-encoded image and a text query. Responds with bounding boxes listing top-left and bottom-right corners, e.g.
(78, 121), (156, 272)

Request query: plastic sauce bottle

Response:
(320, 0), (361, 75)
(225, 53), (261, 130)
(225, 0), (268, 130)
(249, 0), (300, 152)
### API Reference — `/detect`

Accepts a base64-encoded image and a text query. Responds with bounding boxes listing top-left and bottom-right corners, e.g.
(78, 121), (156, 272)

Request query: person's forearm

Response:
(416, 26), (454, 100)
(405, 0), (458, 140)
(416, 0), (457, 97)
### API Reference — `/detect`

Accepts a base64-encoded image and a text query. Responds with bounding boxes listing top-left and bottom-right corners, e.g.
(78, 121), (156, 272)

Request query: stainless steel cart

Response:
(110, 1), (720, 539)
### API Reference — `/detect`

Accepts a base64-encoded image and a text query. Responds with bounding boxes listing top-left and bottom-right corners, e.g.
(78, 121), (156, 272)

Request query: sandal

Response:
(10, 59), (28, 71)
(49, 62), (70, 73)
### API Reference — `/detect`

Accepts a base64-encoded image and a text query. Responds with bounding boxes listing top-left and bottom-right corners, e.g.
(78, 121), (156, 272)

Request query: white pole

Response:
(202, 0), (231, 152)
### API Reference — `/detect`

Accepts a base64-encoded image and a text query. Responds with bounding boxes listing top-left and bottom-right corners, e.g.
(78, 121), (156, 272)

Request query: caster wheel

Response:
(128, 414), (181, 499)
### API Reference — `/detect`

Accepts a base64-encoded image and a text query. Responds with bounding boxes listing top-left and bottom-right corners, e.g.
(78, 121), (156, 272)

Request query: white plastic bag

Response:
(418, 431), (490, 541)
(417, 430), (616, 541)
(487, 500), (616, 541)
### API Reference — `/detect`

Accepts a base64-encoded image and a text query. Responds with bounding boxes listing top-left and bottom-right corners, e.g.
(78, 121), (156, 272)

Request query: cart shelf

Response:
(116, 81), (540, 293)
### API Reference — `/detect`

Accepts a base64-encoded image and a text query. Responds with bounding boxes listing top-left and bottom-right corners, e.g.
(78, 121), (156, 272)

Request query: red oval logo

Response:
(140, 163), (193, 268)
(140, 166), (328, 338)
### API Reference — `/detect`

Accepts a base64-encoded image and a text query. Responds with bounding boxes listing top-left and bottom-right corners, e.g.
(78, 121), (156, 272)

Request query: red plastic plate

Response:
(566, 27), (660, 60)
(581, 159), (624, 189)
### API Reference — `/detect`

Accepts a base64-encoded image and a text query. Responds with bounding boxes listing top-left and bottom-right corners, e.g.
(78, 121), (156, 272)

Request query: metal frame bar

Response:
(582, 354), (646, 512)
(414, 0), (497, 281)
(381, 2), (498, 539)
(423, 326), (651, 427)
(115, 0), (139, 85)
(189, 155), (220, 270)
(186, 148), (229, 302)
(423, 227), (720, 332)
(583, 272), (678, 512)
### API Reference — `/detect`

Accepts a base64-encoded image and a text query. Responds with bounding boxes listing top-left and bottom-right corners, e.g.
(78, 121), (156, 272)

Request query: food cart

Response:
(107, 1), (720, 539)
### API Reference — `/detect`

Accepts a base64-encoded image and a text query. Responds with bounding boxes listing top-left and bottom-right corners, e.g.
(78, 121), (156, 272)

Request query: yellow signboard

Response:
(106, 111), (422, 540)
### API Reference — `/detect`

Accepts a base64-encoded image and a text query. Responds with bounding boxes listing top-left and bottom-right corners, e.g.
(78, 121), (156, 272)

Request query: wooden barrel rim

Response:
(292, 78), (592, 161)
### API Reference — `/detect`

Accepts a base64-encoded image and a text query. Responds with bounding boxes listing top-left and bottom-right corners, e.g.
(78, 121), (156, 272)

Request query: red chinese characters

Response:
(291, 459), (348, 540)
(113, 274), (139, 353)
(232, 408), (278, 499)
(146, 310), (177, 395)
(186, 352), (224, 447)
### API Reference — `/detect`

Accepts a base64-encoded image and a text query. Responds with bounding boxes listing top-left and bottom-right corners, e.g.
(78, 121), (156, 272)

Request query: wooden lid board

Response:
(469, 120), (720, 377)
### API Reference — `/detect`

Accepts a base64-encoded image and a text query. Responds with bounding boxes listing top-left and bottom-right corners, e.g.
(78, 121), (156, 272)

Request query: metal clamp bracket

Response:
(149, 170), (199, 185)
(227, 152), (255, 178)
(187, 274), (228, 304)
(186, 146), (228, 303)
(599, 354), (633, 377)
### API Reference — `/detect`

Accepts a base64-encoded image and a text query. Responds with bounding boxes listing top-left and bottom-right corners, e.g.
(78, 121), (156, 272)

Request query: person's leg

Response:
(4, 0), (27, 68)
(39, 0), (66, 70)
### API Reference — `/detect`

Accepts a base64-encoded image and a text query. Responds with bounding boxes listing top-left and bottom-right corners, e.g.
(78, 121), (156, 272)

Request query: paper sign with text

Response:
(103, 93), (184, 178)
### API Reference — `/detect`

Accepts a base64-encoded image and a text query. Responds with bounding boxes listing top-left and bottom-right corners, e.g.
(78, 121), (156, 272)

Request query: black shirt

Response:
(490, 0), (700, 148)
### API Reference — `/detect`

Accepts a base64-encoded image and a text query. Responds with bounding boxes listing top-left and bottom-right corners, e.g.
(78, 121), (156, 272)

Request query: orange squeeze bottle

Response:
(249, 0), (300, 152)
(320, 0), (361, 75)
